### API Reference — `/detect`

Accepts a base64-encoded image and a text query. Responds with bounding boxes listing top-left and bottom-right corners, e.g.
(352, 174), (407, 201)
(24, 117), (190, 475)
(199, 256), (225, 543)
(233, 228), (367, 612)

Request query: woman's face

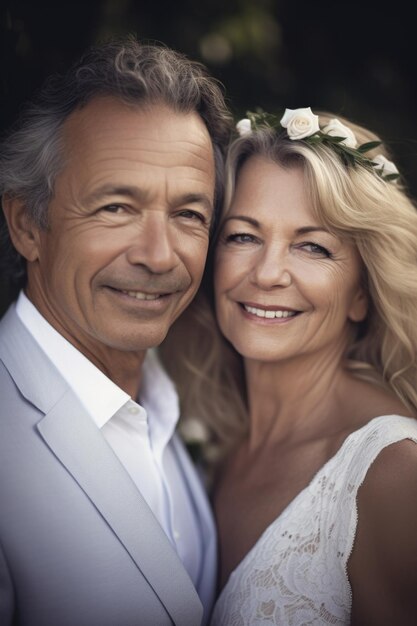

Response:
(214, 156), (367, 364)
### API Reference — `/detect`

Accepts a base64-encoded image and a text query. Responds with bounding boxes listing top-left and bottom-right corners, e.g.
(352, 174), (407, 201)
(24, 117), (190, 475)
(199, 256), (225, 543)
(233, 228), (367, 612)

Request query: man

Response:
(0, 38), (231, 625)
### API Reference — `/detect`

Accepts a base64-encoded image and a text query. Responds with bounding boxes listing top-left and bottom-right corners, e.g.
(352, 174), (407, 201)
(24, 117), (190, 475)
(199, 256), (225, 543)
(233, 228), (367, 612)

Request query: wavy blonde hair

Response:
(160, 112), (417, 460)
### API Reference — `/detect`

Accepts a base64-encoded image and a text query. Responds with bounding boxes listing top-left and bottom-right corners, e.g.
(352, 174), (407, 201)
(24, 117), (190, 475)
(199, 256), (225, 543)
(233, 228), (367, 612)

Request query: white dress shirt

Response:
(15, 291), (204, 588)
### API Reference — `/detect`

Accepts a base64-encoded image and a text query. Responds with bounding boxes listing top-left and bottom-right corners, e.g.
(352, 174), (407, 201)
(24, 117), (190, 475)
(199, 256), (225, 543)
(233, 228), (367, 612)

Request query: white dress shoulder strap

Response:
(335, 414), (417, 572)
(211, 415), (417, 626)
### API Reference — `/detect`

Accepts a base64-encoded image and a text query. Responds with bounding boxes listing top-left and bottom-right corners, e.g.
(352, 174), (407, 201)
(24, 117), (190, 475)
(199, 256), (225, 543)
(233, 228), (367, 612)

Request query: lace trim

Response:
(211, 415), (417, 626)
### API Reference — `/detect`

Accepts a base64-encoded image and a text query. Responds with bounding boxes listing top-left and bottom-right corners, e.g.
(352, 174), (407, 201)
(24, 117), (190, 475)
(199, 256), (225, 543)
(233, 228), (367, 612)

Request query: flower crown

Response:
(236, 107), (400, 183)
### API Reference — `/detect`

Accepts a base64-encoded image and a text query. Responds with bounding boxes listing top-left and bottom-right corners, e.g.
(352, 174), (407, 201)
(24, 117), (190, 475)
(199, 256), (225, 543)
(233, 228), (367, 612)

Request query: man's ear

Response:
(348, 287), (368, 323)
(2, 195), (42, 262)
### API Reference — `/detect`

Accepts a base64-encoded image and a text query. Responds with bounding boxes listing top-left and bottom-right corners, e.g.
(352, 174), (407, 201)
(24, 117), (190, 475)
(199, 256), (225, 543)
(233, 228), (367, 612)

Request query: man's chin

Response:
(101, 328), (171, 353)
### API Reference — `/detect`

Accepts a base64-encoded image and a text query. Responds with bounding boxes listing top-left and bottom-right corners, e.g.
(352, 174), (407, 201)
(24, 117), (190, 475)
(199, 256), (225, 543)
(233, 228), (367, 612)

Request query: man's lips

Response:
(105, 286), (173, 301)
(119, 289), (164, 301)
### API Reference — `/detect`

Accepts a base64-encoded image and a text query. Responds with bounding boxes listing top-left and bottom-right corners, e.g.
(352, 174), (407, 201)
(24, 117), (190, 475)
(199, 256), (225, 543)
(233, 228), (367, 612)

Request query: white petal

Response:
(280, 107), (314, 128)
(179, 417), (209, 443)
(373, 154), (399, 175)
(236, 118), (252, 137)
(322, 118), (358, 148)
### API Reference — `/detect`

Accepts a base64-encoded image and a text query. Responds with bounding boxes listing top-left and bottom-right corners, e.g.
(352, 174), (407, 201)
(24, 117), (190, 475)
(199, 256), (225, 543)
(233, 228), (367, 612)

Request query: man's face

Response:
(26, 97), (215, 359)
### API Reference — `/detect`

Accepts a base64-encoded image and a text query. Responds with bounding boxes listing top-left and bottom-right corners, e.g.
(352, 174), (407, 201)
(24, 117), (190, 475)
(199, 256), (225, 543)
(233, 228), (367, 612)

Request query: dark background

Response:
(1, 0), (416, 314)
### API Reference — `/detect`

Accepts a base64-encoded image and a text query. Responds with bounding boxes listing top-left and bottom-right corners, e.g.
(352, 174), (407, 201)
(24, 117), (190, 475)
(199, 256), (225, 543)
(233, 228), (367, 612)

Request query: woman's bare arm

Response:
(349, 438), (417, 625)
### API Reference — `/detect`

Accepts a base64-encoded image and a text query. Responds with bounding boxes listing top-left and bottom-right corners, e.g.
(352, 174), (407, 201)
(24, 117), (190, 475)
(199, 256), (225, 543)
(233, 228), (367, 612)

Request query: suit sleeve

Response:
(0, 540), (14, 625)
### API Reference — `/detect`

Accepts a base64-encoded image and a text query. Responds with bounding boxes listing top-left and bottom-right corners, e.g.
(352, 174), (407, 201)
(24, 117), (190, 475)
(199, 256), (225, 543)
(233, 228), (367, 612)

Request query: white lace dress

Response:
(211, 415), (417, 626)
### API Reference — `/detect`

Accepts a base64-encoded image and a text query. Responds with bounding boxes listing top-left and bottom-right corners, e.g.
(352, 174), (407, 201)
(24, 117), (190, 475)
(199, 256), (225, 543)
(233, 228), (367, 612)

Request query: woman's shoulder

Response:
(342, 373), (413, 421)
(339, 414), (417, 484)
(355, 423), (417, 501)
(348, 428), (417, 623)
(357, 413), (417, 438)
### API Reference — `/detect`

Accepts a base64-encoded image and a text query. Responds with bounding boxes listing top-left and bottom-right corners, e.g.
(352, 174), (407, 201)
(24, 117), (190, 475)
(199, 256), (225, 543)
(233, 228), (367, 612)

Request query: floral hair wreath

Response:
(236, 107), (400, 183)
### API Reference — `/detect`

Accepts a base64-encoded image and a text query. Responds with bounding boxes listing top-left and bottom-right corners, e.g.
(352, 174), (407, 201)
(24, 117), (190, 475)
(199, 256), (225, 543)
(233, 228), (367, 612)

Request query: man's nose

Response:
(126, 214), (178, 274)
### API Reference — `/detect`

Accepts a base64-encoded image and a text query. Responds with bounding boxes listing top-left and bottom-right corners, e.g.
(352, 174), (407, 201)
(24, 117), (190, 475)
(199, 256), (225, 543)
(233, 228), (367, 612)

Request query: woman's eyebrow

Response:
(222, 218), (330, 235)
(295, 226), (330, 235)
(223, 215), (260, 227)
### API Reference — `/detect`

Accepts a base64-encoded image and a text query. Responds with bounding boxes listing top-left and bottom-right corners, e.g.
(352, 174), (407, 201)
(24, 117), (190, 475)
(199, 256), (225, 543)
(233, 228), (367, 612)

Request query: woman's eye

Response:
(225, 233), (257, 244)
(301, 242), (332, 257)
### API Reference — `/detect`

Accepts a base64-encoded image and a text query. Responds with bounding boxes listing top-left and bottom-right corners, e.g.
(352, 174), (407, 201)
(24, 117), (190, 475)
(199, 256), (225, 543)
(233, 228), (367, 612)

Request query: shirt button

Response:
(173, 530), (181, 541)
(128, 406), (140, 415)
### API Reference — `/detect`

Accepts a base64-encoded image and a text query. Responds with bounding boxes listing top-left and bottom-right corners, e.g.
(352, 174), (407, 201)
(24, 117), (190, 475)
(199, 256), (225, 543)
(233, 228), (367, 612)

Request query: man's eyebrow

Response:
(177, 193), (213, 213)
(84, 186), (213, 213)
(85, 185), (146, 203)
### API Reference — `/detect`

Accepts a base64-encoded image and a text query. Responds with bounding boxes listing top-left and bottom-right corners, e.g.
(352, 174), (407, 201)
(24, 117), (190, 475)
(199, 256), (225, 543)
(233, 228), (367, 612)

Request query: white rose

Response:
(236, 118), (252, 137)
(372, 154), (399, 177)
(280, 107), (320, 140)
(322, 118), (358, 148)
(179, 417), (209, 443)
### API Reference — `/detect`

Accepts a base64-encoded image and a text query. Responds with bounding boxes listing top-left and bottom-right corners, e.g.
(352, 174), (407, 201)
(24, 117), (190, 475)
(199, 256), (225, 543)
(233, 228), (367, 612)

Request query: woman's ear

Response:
(348, 287), (368, 323)
(2, 195), (42, 262)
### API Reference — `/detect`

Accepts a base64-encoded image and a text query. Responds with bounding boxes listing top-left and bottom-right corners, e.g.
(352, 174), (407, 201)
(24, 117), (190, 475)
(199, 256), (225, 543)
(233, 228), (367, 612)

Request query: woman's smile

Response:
(214, 156), (366, 364)
(239, 302), (301, 322)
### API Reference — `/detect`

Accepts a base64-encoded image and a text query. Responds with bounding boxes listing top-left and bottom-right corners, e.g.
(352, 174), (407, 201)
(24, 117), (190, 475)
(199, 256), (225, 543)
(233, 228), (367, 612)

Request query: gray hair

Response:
(0, 36), (232, 292)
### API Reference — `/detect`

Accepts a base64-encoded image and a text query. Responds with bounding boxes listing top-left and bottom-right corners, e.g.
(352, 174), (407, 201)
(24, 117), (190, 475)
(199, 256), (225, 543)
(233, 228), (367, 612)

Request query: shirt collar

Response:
(15, 291), (179, 438)
(139, 348), (180, 452)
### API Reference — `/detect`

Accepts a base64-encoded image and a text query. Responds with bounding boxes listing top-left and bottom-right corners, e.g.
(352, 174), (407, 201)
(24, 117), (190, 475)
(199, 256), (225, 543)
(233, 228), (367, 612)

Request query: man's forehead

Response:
(51, 97), (216, 207)
(63, 96), (211, 144)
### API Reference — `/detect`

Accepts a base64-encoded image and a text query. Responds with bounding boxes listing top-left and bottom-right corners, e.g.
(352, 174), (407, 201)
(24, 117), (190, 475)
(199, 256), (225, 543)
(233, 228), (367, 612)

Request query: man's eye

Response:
(178, 210), (206, 223)
(101, 204), (124, 214)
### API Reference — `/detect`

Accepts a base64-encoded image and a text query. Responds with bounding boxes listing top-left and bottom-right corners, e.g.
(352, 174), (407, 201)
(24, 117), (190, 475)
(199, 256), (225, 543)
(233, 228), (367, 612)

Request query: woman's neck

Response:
(244, 345), (351, 450)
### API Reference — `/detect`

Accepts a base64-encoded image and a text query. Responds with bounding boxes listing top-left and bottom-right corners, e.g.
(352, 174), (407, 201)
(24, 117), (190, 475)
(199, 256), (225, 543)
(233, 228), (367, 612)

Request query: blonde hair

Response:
(160, 112), (417, 460)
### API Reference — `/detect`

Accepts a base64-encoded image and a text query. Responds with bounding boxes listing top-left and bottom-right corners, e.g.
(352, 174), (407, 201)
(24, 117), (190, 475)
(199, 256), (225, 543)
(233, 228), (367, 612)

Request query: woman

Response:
(161, 108), (417, 624)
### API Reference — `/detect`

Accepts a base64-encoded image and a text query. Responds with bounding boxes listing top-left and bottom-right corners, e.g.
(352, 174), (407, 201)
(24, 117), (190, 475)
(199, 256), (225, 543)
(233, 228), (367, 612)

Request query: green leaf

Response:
(357, 141), (382, 153)
(324, 135), (346, 144)
(234, 109), (398, 184)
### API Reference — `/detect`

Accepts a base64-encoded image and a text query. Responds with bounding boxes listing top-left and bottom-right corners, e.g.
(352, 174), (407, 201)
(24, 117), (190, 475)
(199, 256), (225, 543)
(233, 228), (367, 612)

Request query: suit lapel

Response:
(173, 436), (217, 624)
(0, 306), (203, 626)
(38, 398), (202, 625)
(0, 305), (67, 413)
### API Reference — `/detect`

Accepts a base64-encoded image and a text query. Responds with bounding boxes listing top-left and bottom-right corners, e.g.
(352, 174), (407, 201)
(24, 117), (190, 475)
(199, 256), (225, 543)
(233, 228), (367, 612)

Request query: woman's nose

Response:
(250, 244), (292, 289)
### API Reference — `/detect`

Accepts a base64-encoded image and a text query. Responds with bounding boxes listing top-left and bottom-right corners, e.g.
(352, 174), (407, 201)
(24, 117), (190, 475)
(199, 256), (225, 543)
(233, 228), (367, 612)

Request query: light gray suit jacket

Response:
(0, 305), (216, 626)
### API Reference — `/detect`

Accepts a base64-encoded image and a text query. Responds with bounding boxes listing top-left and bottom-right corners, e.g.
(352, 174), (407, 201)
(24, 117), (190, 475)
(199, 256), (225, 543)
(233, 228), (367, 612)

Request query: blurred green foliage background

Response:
(1, 0), (416, 313)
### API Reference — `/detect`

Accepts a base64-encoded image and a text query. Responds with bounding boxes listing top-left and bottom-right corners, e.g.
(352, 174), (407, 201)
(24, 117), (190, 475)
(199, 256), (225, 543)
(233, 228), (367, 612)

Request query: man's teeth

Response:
(244, 305), (297, 319)
(121, 290), (161, 301)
